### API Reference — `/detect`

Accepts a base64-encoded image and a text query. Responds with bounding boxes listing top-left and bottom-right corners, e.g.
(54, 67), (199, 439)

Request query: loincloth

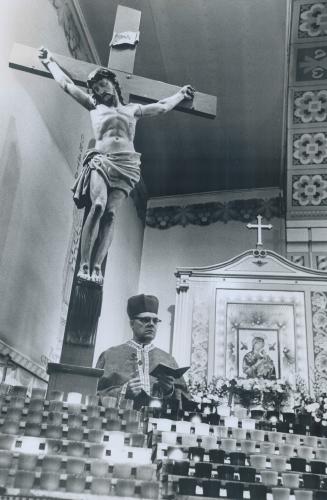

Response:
(72, 149), (141, 209)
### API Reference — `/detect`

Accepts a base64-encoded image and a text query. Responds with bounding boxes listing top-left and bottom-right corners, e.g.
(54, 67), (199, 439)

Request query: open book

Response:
(150, 363), (190, 379)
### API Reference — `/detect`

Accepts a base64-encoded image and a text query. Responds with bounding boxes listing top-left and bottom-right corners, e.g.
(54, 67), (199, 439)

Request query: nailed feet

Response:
(77, 263), (103, 285)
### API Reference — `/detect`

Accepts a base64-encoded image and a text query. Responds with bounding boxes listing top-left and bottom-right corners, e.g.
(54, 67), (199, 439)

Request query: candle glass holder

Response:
(140, 480), (159, 499)
(194, 461), (212, 478)
(310, 459), (326, 474)
(220, 438), (237, 453)
(250, 454), (267, 469)
(113, 463), (132, 479)
(67, 441), (85, 457)
(270, 455), (287, 472)
(178, 477), (197, 495)
(48, 400), (63, 412)
(31, 387), (46, 399)
(238, 466), (256, 482)
(14, 470), (35, 489)
(89, 443), (105, 459)
(260, 470), (278, 486)
(135, 464), (156, 481)
(0, 451), (13, 468)
(302, 473), (320, 489)
(226, 481), (244, 499)
(241, 439), (257, 454)
(45, 424), (62, 439)
(24, 422), (41, 437)
(271, 487), (291, 500)
(115, 478), (136, 496)
(217, 464), (234, 480)
(282, 472), (300, 488)
(87, 405), (100, 418)
(39, 471), (60, 491)
(294, 491), (313, 500)
(91, 477), (111, 495)
(65, 474), (86, 493)
(88, 429), (104, 443)
(66, 457), (85, 475)
(249, 484), (267, 500)
(17, 453), (38, 471)
(101, 396), (117, 408)
(290, 457), (306, 472)
(42, 454), (62, 472)
(67, 426), (84, 441)
(87, 416), (102, 430)
(26, 410), (43, 424)
(48, 390), (64, 402)
(90, 459), (108, 477)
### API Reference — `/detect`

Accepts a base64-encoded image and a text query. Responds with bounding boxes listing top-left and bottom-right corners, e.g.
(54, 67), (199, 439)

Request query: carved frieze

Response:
(146, 197), (282, 230)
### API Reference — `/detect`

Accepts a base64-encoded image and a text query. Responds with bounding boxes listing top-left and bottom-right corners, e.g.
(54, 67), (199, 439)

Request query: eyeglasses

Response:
(134, 317), (162, 325)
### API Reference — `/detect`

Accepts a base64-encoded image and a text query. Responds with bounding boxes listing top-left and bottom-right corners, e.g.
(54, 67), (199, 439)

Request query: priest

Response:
(96, 294), (189, 407)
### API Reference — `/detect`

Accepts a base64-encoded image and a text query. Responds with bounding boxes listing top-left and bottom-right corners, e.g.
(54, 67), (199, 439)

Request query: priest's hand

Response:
(157, 374), (175, 395)
(126, 377), (143, 398)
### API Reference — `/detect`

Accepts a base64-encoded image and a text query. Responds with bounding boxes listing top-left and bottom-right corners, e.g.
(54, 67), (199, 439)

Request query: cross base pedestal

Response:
(46, 362), (104, 399)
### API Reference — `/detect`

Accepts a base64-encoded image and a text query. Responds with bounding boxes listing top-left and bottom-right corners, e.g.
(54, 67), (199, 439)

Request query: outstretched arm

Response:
(38, 47), (94, 111)
(135, 85), (195, 117)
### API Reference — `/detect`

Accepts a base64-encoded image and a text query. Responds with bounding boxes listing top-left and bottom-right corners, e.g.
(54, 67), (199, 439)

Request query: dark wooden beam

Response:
(108, 5), (141, 73)
(9, 43), (217, 119)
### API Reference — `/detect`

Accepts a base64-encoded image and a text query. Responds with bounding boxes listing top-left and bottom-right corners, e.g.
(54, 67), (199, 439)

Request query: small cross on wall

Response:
(247, 215), (272, 247)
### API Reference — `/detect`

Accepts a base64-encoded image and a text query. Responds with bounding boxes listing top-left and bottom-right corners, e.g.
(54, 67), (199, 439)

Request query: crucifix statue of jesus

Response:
(38, 47), (195, 285)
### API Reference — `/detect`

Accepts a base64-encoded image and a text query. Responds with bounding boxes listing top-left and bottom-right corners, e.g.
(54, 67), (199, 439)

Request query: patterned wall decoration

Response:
(291, 131), (327, 166)
(311, 291), (327, 392)
(293, 43), (327, 82)
(296, 3), (327, 40)
(190, 293), (210, 382)
(292, 173), (327, 206)
(146, 196), (282, 229)
(316, 255), (327, 269)
(287, 1), (327, 223)
(292, 89), (327, 125)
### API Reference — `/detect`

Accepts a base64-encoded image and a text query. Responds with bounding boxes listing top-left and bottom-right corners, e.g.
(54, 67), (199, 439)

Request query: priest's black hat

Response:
(127, 294), (159, 319)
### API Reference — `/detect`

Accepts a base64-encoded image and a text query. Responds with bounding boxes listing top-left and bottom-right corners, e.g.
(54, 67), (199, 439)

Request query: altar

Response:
(172, 219), (327, 394)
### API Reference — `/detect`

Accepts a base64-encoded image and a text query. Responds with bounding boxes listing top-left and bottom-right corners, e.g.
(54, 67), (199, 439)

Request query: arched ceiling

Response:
(78, 0), (289, 197)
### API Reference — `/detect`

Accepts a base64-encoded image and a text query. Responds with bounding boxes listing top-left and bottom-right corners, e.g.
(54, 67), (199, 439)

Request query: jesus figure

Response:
(38, 48), (195, 284)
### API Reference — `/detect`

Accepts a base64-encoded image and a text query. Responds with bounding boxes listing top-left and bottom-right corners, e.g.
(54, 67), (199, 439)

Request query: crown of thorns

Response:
(87, 67), (124, 103)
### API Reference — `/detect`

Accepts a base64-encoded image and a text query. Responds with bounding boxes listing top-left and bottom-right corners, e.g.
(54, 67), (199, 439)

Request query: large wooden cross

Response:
(9, 9), (216, 118)
(9, 5), (217, 396)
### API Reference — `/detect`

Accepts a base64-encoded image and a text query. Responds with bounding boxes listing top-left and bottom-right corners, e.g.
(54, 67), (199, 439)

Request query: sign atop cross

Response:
(247, 215), (272, 247)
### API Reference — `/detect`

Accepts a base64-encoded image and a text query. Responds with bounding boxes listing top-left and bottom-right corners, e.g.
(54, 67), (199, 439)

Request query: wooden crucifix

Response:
(9, 5), (217, 395)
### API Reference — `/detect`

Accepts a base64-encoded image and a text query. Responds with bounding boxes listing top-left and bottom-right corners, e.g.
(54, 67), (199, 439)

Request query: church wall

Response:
(138, 188), (284, 354)
(0, 0), (94, 382)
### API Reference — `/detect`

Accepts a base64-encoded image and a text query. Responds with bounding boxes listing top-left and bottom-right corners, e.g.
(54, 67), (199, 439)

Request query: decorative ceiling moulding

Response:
(49, 0), (101, 64)
(145, 196), (283, 230)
